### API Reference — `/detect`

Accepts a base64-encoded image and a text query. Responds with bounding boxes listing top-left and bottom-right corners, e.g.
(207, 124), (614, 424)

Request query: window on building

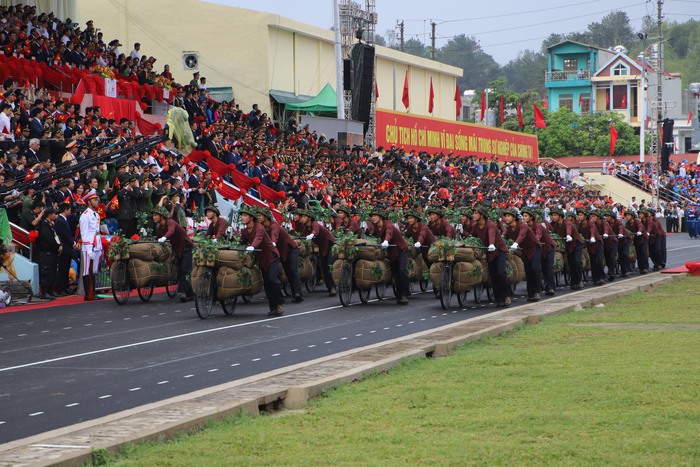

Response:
(613, 85), (627, 109)
(559, 93), (574, 111)
(612, 63), (628, 76)
(563, 58), (578, 72)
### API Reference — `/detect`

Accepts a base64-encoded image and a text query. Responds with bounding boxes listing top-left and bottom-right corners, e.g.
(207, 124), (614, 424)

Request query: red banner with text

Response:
(375, 109), (539, 162)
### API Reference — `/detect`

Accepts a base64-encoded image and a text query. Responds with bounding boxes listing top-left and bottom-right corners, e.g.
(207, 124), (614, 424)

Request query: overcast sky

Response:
(202, 0), (696, 64)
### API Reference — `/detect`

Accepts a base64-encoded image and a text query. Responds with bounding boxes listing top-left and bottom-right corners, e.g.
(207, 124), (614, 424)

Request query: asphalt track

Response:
(0, 234), (698, 444)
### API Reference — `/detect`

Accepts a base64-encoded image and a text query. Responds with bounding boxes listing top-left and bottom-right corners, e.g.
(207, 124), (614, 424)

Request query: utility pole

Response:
(397, 21), (404, 52)
(430, 22), (436, 60)
(653, 0), (664, 209)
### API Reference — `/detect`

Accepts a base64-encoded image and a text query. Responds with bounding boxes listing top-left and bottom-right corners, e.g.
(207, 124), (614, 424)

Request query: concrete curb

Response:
(0, 272), (687, 466)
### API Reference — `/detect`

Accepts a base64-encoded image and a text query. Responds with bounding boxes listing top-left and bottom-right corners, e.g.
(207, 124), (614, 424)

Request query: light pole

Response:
(638, 33), (648, 163)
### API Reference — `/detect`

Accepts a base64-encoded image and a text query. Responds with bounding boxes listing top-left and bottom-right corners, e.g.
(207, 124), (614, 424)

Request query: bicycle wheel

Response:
(375, 281), (386, 300)
(419, 277), (429, 292)
(473, 283), (484, 303)
(165, 259), (179, 298)
(439, 264), (453, 310)
(221, 295), (237, 315)
(338, 262), (353, 307)
(305, 255), (319, 293)
(241, 294), (253, 303)
(486, 285), (494, 302)
(194, 269), (214, 319)
(111, 260), (130, 305)
(137, 285), (154, 302)
(457, 287), (469, 307)
(358, 286), (371, 304)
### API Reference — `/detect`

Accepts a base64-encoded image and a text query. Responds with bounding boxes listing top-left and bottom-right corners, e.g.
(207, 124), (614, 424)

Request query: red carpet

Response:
(661, 266), (690, 274)
(0, 287), (170, 314)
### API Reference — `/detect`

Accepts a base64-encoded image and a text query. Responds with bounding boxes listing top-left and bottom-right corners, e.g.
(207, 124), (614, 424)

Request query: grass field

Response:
(100, 276), (700, 466)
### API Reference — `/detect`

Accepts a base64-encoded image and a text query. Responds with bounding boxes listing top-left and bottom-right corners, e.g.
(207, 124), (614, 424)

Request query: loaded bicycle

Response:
(333, 240), (393, 307)
(109, 239), (179, 305)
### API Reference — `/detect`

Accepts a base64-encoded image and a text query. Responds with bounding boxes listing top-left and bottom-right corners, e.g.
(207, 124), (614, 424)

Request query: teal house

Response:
(545, 41), (615, 114)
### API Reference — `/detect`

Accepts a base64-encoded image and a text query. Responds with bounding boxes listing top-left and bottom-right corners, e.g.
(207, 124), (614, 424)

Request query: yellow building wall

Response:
(74, 0), (462, 120)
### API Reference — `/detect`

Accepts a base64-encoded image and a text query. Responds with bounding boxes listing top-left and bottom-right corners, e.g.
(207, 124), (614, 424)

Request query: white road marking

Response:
(41, 330), (49, 333)
(370, 330), (376, 333)
(0, 421), (5, 425)
(420, 318), (426, 321)
(396, 324), (403, 327)
(141, 315), (149, 318)
(159, 313), (165, 316)
(341, 337), (348, 340)
(65, 403), (79, 407)
(290, 349), (299, 352)
(408, 321), (415, 324)
(63, 327), (72, 330)
(271, 353), (280, 357)
(184, 374), (194, 378)
(324, 341), (333, 344)
(104, 321), (112, 323)
(29, 412), (44, 416)
(252, 358), (261, 361)
(308, 344), (316, 348)
(129, 387), (141, 391)
(230, 364), (240, 367)
(98, 395), (111, 399)
(355, 333), (363, 337)
(1, 302), (354, 373)
(383, 327), (390, 330)
(156, 381), (169, 385)
(207, 369), (218, 373)
(84, 324), (92, 327)
(18, 334), (27, 337)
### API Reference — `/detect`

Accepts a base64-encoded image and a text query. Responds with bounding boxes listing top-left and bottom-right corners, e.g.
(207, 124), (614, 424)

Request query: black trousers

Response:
(635, 238), (649, 272)
(56, 252), (73, 293)
(319, 251), (335, 292)
(541, 248), (556, 292)
(659, 235), (667, 266)
(391, 249), (410, 299)
(524, 246), (542, 297)
(118, 219), (137, 238)
(649, 239), (662, 268)
(618, 238), (631, 274)
(489, 250), (510, 303)
(38, 250), (58, 295)
(604, 246), (618, 277)
(589, 245), (605, 283)
(263, 256), (285, 310)
(283, 247), (303, 297)
(177, 244), (193, 295)
(567, 242), (584, 287)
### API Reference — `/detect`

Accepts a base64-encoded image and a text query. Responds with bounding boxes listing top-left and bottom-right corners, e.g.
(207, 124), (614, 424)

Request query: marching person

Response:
(427, 206), (457, 239)
(650, 208), (667, 268)
(336, 206), (362, 236)
(258, 207), (303, 303)
(79, 193), (103, 301)
(471, 205), (511, 307)
(606, 210), (632, 277)
(239, 205), (285, 316)
(522, 207), (556, 296)
(457, 208), (473, 239)
(403, 208), (435, 268)
(367, 207), (410, 305)
(591, 209), (617, 282)
(36, 208), (62, 299)
(152, 206), (194, 301)
(577, 208), (604, 286)
(549, 206), (585, 290)
(298, 209), (337, 296)
(204, 205), (228, 240)
(624, 210), (649, 274)
(640, 208), (665, 271)
(502, 208), (542, 302)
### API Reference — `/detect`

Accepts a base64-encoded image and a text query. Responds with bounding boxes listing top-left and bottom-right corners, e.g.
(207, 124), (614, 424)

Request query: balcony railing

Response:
(545, 69), (591, 81)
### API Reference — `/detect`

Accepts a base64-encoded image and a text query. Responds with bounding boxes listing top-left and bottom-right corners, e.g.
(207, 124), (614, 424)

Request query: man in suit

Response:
(116, 175), (144, 237)
(25, 138), (41, 166)
(29, 108), (45, 140)
(36, 208), (62, 299)
(54, 203), (78, 295)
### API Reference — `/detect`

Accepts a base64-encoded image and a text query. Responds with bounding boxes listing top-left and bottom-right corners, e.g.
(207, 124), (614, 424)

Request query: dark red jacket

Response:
(370, 220), (408, 261)
(471, 220), (507, 262)
(157, 219), (193, 257)
(530, 221), (555, 256)
(240, 221), (279, 269)
(266, 221), (297, 262)
(429, 218), (457, 239)
(550, 218), (583, 254)
(503, 220), (539, 260)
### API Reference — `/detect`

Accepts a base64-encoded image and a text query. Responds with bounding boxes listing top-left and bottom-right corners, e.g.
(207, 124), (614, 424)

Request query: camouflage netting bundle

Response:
(452, 261), (483, 293)
(554, 251), (564, 273)
(127, 258), (171, 288)
(215, 266), (263, 300)
(128, 243), (171, 262)
(215, 249), (255, 270)
(355, 238), (385, 261)
(354, 259), (391, 290)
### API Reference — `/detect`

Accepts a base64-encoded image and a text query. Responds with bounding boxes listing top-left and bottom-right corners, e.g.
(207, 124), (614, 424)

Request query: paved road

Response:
(0, 234), (698, 444)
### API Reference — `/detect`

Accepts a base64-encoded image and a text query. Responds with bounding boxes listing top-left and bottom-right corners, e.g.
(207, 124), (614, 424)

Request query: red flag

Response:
(70, 79), (85, 105)
(454, 84), (462, 118)
(688, 111), (693, 125)
(499, 96), (504, 125)
(610, 124), (618, 155)
(113, 177), (120, 189)
(578, 94), (583, 106)
(375, 78), (379, 99)
(533, 104), (546, 129)
(96, 204), (106, 220)
(428, 77), (434, 114)
(516, 102), (524, 129)
(108, 195), (119, 211)
(621, 94), (627, 109)
(606, 90), (610, 108)
(543, 96), (548, 110)
(401, 70), (410, 109)
(480, 90), (486, 122)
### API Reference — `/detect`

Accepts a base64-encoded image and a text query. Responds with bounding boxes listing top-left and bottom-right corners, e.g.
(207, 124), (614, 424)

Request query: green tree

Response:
(436, 35), (500, 90)
(586, 11), (636, 49)
(373, 34), (387, 47)
(401, 37), (430, 59)
(501, 50), (546, 93)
